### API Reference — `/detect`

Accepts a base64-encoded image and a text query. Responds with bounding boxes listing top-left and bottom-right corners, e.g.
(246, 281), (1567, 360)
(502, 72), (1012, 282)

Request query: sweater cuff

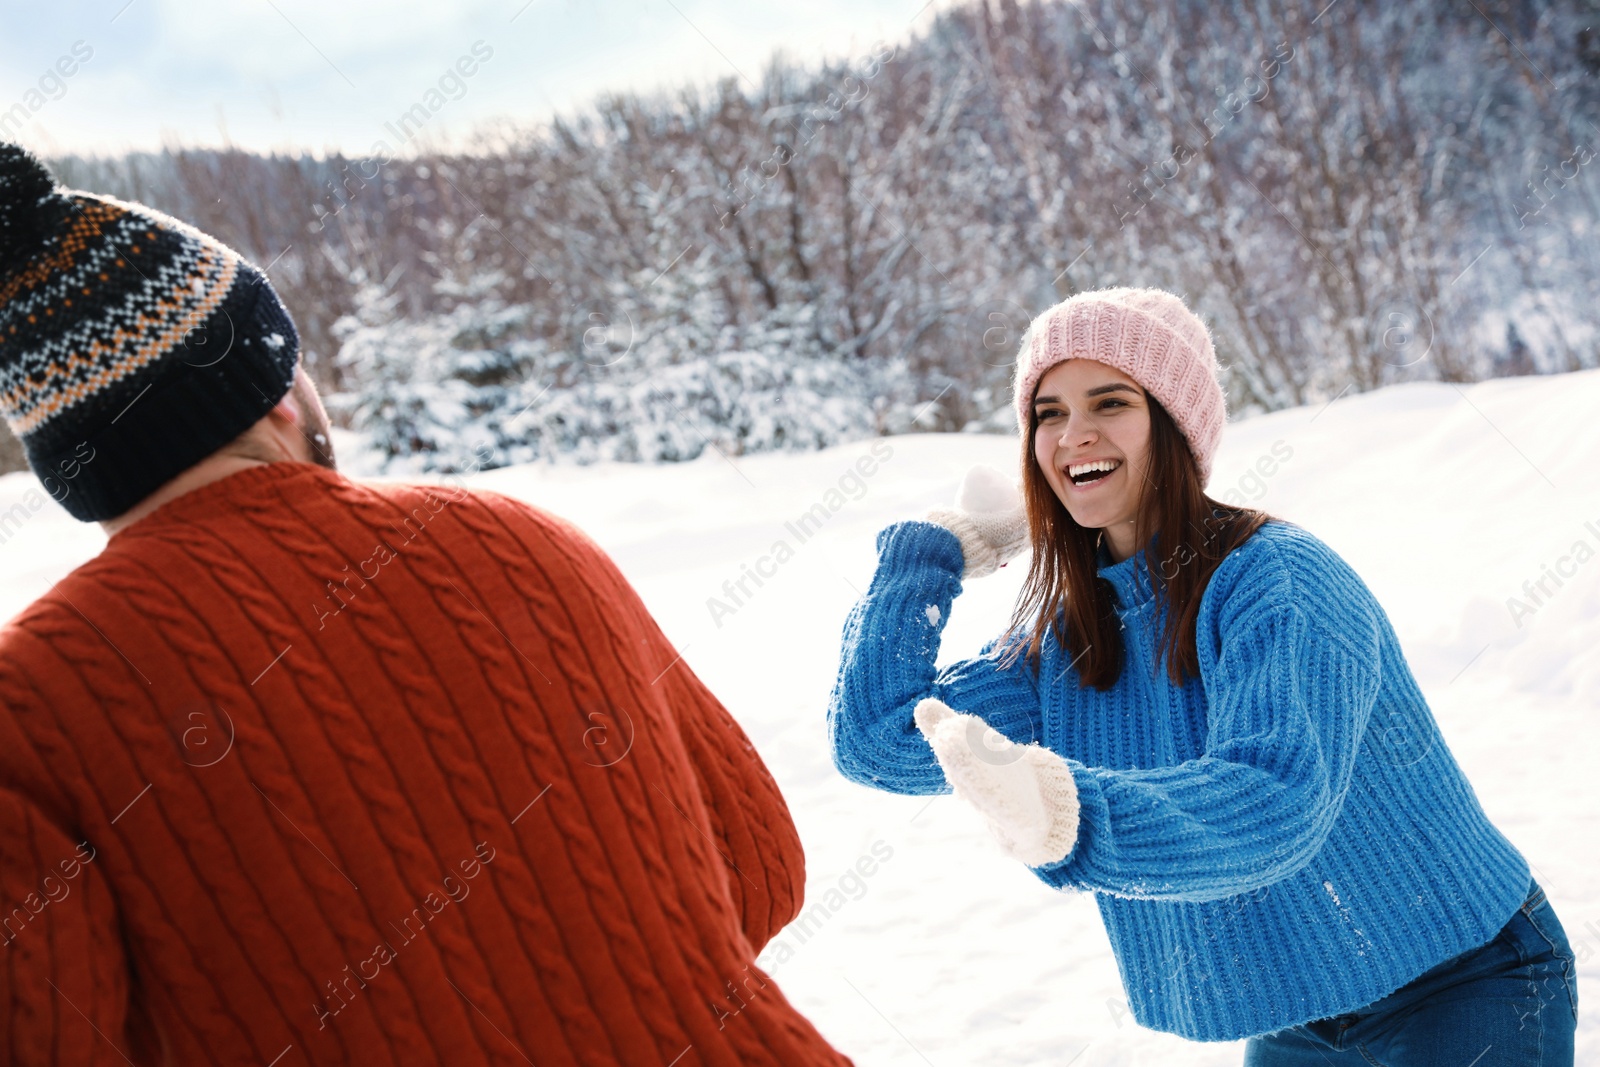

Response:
(874, 520), (965, 575)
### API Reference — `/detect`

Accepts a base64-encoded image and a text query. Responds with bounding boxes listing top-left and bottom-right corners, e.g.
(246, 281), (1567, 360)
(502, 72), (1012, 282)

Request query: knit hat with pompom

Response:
(0, 142), (300, 522)
(1012, 287), (1226, 489)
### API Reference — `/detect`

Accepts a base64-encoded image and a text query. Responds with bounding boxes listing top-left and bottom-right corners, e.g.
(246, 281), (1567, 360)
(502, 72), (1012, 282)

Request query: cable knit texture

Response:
(828, 518), (1531, 1042)
(0, 461), (852, 1067)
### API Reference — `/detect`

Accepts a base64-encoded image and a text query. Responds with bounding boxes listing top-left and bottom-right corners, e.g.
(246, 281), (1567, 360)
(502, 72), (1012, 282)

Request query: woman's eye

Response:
(1037, 399), (1126, 421)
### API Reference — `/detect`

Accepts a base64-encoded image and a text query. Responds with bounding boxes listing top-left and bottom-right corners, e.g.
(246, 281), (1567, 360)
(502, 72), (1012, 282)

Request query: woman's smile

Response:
(1032, 358), (1152, 561)
(1062, 458), (1123, 490)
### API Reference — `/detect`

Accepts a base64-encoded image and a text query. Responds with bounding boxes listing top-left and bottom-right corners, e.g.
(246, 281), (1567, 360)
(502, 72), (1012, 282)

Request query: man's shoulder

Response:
(359, 477), (606, 563)
(0, 551), (121, 665)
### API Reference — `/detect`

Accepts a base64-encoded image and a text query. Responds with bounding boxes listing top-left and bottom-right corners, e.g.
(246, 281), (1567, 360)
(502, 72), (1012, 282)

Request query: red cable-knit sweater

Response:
(0, 461), (852, 1066)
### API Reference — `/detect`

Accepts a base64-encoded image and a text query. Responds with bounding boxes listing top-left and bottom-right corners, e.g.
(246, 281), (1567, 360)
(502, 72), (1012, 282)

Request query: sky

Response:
(0, 0), (952, 158)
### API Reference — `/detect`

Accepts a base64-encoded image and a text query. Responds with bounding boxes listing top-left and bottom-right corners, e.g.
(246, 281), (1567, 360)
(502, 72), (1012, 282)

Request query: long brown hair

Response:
(998, 387), (1274, 689)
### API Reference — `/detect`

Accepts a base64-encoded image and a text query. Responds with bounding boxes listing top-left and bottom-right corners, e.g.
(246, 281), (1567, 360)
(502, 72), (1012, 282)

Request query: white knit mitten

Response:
(913, 697), (1080, 868)
(926, 465), (1029, 579)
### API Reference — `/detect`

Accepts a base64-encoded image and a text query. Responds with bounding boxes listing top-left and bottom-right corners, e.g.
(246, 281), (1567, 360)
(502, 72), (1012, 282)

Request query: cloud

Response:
(6, 0), (956, 156)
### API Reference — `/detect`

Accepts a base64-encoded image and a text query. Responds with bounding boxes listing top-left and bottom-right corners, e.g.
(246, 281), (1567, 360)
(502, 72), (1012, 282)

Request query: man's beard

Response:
(293, 375), (338, 471)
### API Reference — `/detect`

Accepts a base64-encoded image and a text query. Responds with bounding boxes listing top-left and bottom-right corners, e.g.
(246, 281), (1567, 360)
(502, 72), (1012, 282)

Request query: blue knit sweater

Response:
(827, 518), (1531, 1041)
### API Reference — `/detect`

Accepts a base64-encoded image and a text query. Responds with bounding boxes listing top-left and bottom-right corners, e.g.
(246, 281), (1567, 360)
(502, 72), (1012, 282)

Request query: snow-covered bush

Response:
(328, 272), (543, 472)
(330, 260), (905, 473)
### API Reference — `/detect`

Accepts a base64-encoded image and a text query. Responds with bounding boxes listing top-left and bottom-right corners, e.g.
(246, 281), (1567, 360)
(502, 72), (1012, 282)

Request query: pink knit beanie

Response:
(1012, 286), (1227, 488)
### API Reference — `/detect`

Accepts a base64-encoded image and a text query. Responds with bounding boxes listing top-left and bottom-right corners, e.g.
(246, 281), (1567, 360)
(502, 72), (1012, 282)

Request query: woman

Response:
(827, 287), (1578, 1063)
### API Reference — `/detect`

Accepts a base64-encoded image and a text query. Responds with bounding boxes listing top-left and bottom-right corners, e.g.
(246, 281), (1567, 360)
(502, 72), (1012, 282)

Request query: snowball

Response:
(957, 464), (1021, 513)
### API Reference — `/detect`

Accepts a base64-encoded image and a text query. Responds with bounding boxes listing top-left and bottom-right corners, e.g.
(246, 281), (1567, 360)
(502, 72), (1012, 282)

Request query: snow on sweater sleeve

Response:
(1032, 586), (1383, 903)
(828, 521), (1044, 796)
(0, 789), (128, 1066)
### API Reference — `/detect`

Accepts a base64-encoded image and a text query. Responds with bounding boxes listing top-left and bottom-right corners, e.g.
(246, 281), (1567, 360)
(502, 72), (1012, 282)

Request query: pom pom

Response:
(0, 143), (67, 276)
(956, 464), (1022, 514)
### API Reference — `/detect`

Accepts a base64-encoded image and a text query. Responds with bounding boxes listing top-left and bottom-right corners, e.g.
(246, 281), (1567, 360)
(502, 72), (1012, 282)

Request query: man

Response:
(0, 143), (851, 1065)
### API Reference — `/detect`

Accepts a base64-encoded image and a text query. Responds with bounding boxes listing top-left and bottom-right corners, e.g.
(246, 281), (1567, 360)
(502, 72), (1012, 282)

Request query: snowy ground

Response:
(3, 368), (1599, 1064)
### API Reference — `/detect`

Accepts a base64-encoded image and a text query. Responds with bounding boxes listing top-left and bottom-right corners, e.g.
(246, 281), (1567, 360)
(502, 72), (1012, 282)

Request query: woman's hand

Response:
(925, 465), (1029, 579)
(913, 697), (1079, 868)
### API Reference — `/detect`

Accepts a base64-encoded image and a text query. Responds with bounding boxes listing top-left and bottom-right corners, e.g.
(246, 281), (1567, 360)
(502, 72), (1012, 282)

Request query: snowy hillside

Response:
(2, 368), (1597, 1064)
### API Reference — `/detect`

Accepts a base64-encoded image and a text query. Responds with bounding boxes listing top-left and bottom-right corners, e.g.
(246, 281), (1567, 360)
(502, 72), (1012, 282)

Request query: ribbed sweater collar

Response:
(1095, 530), (1160, 610)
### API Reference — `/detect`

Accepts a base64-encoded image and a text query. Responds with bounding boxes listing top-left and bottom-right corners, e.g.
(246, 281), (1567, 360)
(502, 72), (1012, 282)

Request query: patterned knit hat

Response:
(1012, 287), (1226, 488)
(0, 143), (300, 522)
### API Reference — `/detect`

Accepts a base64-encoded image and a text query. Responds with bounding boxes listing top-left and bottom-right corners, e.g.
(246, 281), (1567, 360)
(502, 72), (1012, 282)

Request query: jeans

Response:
(1243, 878), (1578, 1066)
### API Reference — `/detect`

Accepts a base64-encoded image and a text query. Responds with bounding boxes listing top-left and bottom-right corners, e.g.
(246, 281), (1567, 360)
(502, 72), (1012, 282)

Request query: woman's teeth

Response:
(1068, 460), (1120, 487)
